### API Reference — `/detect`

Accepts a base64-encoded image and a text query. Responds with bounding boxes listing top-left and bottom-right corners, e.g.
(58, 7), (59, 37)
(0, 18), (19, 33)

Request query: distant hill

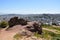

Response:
(0, 14), (60, 22)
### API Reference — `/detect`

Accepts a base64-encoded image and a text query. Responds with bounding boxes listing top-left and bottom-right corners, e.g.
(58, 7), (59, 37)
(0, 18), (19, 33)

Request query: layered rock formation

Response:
(8, 17), (27, 27)
(8, 17), (42, 34)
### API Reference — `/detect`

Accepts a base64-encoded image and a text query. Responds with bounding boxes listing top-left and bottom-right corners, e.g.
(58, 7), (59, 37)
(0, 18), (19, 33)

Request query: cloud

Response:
(0, 9), (60, 14)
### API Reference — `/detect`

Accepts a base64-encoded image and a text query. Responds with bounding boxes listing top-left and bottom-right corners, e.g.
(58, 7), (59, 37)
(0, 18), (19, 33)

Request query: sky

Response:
(0, 0), (60, 14)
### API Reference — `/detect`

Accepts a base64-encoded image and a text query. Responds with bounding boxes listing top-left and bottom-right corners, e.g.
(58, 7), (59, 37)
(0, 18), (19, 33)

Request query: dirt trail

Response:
(0, 25), (23, 40)
(0, 25), (43, 40)
(0, 31), (16, 40)
(43, 28), (60, 34)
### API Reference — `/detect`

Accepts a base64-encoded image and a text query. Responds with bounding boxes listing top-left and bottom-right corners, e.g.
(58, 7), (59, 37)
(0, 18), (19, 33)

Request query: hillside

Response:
(0, 14), (60, 40)
(0, 25), (60, 40)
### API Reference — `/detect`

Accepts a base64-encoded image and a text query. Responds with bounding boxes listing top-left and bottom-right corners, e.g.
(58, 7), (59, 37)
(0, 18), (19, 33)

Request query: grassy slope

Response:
(42, 25), (60, 40)
(42, 25), (60, 31)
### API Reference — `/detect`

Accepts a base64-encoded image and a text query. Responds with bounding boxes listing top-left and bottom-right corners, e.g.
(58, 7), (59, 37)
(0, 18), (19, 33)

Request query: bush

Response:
(14, 33), (22, 40)
(0, 21), (8, 28)
(34, 32), (41, 38)
(52, 23), (57, 25)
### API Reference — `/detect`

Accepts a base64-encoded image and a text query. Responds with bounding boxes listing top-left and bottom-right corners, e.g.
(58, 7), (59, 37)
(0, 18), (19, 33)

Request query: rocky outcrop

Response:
(8, 17), (42, 34)
(8, 17), (27, 27)
(26, 21), (42, 34)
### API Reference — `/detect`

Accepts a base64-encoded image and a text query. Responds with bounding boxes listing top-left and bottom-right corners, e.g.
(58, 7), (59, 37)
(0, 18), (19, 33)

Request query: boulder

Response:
(18, 29), (33, 37)
(8, 17), (27, 27)
(26, 21), (42, 34)
(33, 22), (42, 34)
(18, 18), (27, 25)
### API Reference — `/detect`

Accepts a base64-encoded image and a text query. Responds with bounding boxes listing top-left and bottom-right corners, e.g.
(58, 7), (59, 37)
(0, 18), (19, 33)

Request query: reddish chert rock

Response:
(8, 17), (42, 34)
(8, 17), (27, 27)
(26, 21), (42, 34)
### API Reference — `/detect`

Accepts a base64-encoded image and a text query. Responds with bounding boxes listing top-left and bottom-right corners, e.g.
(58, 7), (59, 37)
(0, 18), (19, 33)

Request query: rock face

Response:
(33, 22), (42, 34)
(18, 29), (33, 37)
(26, 22), (42, 34)
(8, 17), (42, 34)
(8, 17), (27, 27)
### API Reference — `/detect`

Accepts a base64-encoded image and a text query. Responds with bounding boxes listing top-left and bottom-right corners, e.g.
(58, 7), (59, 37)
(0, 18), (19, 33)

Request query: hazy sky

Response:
(0, 0), (60, 14)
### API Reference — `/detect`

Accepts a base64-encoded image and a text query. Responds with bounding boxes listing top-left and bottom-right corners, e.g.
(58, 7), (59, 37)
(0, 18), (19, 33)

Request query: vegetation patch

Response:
(34, 32), (41, 38)
(0, 21), (8, 28)
(42, 29), (60, 40)
(13, 33), (22, 40)
(42, 24), (60, 31)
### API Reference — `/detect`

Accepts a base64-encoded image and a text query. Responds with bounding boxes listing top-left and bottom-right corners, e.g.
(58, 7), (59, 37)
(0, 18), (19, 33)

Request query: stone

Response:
(8, 17), (27, 27)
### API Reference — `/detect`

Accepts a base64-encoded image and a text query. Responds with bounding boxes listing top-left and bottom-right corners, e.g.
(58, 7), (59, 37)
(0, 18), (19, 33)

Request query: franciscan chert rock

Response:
(8, 17), (27, 27)
(8, 17), (42, 34)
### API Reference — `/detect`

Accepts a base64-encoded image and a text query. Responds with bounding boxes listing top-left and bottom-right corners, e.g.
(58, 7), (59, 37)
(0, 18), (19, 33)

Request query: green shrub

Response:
(34, 32), (41, 38)
(52, 37), (60, 40)
(0, 21), (8, 28)
(14, 33), (22, 40)
(52, 34), (60, 40)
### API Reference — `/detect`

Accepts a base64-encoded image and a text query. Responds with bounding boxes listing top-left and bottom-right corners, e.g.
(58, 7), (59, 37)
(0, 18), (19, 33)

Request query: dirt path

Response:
(0, 25), (44, 40)
(43, 28), (60, 34)
(0, 31), (16, 40)
(52, 25), (60, 28)
(0, 25), (23, 40)
(0, 24), (56, 40)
